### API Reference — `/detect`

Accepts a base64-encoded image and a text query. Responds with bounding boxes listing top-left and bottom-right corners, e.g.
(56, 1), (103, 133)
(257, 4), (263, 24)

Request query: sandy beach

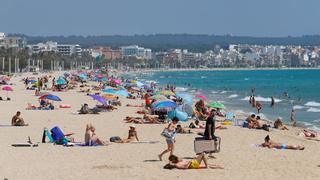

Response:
(0, 72), (319, 180)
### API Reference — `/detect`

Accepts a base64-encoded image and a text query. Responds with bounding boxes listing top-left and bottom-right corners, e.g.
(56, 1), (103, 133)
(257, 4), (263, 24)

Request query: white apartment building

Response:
(121, 45), (152, 59)
(29, 41), (82, 57)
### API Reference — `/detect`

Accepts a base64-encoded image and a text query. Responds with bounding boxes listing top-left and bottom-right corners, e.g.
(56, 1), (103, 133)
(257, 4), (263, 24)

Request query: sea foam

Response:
(305, 101), (320, 107)
(241, 96), (282, 103)
(307, 107), (320, 113)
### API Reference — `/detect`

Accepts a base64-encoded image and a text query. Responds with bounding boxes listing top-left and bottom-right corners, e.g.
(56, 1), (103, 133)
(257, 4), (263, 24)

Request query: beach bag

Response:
(161, 128), (173, 139)
(110, 136), (122, 142)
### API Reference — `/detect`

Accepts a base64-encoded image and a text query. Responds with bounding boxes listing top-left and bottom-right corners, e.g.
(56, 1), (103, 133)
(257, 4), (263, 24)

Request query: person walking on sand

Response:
(158, 117), (179, 161)
(291, 109), (296, 127)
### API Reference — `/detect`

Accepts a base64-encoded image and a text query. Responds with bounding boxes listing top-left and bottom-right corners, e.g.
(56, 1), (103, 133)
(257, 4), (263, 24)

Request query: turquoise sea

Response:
(132, 69), (320, 131)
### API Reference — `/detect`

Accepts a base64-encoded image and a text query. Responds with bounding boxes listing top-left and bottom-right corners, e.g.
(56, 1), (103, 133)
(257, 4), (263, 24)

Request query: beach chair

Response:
(42, 128), (55, 143)
(194, 137), (221, 155)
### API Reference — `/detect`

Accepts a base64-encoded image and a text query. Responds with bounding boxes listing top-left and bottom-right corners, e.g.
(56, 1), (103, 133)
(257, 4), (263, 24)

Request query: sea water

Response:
(132, 69), (320, 131)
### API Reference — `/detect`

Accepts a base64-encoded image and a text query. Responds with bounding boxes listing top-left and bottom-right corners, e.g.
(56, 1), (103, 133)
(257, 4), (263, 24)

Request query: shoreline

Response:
(129, 67), (320, 73)
(125, 69), (320, 132)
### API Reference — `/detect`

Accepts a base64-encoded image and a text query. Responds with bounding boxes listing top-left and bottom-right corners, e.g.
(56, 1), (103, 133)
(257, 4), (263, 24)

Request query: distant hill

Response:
(10, 34), (320, 52)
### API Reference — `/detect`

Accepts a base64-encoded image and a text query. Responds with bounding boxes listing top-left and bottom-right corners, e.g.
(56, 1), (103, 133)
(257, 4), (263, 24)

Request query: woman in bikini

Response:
(165, 153), (223, 169)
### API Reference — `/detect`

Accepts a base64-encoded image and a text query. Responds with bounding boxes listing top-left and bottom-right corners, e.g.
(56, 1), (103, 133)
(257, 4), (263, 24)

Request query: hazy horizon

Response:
(2, 0), (320, 37)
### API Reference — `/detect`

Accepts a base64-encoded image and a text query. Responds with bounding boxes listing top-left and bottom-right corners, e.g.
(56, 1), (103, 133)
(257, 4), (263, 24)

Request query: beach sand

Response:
(0, 72), (319, 180)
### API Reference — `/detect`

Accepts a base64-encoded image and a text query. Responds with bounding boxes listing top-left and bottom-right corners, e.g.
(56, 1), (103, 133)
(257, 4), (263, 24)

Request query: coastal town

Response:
(1, 32), (320, 72)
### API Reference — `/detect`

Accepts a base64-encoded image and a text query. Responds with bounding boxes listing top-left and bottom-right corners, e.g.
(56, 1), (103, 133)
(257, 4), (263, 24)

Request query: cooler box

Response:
(194, 137), (221, 154)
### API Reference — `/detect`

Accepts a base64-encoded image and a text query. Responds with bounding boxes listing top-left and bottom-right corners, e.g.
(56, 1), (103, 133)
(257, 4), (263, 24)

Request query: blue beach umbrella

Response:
(102, 89), (117, 94)
(28, 79), (37, 84)
(56, 78), (67, 85)
(115, 90), (129, 97)
(152, 101), (177, 109)
(176, 93), (193, 105)
(40, 94), (62, 101)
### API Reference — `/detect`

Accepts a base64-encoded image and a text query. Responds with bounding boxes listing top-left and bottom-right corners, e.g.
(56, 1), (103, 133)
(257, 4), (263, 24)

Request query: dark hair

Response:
(256, 116), (261, 120)
(163, 163), (175, 170)
(251, 114), (256, 118)
(264, 135), (270, 142)
(172, 117), (179, 122)
(168, 155), (179, 163)
(17, 111), (21, 114)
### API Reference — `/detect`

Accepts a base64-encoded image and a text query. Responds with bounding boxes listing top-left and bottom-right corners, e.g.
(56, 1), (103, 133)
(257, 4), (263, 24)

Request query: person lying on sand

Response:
(274, 117), (289, 130)
(164, 153), (224, 170)
(176, 125), (192, 134)
(124, 115), (162, 124)
(126, 104), (144, 107)
(79, 104), (99, 114)
(261, 135), (304, 150)
(113, 125), (139, 143)
(189, 120), (205, 129)
(85, 124), (108, 146)
(11, 111), (28, 126)
(298, 129), (320, 141)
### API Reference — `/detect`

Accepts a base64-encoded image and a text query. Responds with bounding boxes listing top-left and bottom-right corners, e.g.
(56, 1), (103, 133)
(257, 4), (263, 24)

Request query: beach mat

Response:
(131, 141), (160, 144)
(12, 144), (39, 147)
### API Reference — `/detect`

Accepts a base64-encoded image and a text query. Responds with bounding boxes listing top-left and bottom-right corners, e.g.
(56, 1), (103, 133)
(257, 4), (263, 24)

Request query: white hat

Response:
(130, 125), (136, 128)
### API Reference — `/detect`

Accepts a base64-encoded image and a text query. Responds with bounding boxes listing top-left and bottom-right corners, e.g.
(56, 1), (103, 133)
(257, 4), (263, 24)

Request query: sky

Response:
(1, 0), (320, 37)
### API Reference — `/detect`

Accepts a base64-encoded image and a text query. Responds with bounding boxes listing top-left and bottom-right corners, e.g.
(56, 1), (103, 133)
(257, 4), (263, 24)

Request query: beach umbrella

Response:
(115, 90), (129, 97)
(28, 79), (37, 84)
(102, 89), (117, 94)
(196, 95), (208, 100)
(2, 86), (13, 98)
(152, 101), (177, 109)
(2, 86), (13, 91)
(39, 94), (62, 101)
(176, 93), (193, 105)
(150, 94), (168, 100)
(207, 102), (225, 109)
(168, 109), (189, 122)
(157, 90), (175, 96)
(88, 94), (108, 105)
(56, 78), (67, 85)
(136, 81), (144, 87)
(177, 103), (194, 116)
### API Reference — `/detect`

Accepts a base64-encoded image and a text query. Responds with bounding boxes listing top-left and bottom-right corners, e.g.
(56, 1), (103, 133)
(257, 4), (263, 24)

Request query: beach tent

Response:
(168, 109), (189, 122)
(177, 103), (194, 116)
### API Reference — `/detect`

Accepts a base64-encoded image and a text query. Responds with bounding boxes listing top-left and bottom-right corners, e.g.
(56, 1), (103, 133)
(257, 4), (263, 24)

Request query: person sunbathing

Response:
(84, 124), (108, 146)
(274, 117), (289, 130)
(298, 129), (320, 141)
(113, 125), (139, 143)
(261, 135), (304, 150)
(189, 120), (205, 129)
(124, 115), (162, 124)
(176, 125), (192, 134)
(11, 111), (28, 126)
(164, 153), (224, 170)
(126, 104), (144, 107)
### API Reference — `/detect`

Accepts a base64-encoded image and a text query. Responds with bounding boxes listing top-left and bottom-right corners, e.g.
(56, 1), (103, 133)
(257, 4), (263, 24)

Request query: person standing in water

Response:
(291, 109), (297, 127)
(252, 96), (256, 107)
(256, 102), (262, 114)
(270, 96), (275, 107)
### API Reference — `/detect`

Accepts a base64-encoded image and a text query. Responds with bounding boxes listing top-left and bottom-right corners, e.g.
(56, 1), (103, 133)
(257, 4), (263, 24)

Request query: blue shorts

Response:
(166, 138), (175, 145)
